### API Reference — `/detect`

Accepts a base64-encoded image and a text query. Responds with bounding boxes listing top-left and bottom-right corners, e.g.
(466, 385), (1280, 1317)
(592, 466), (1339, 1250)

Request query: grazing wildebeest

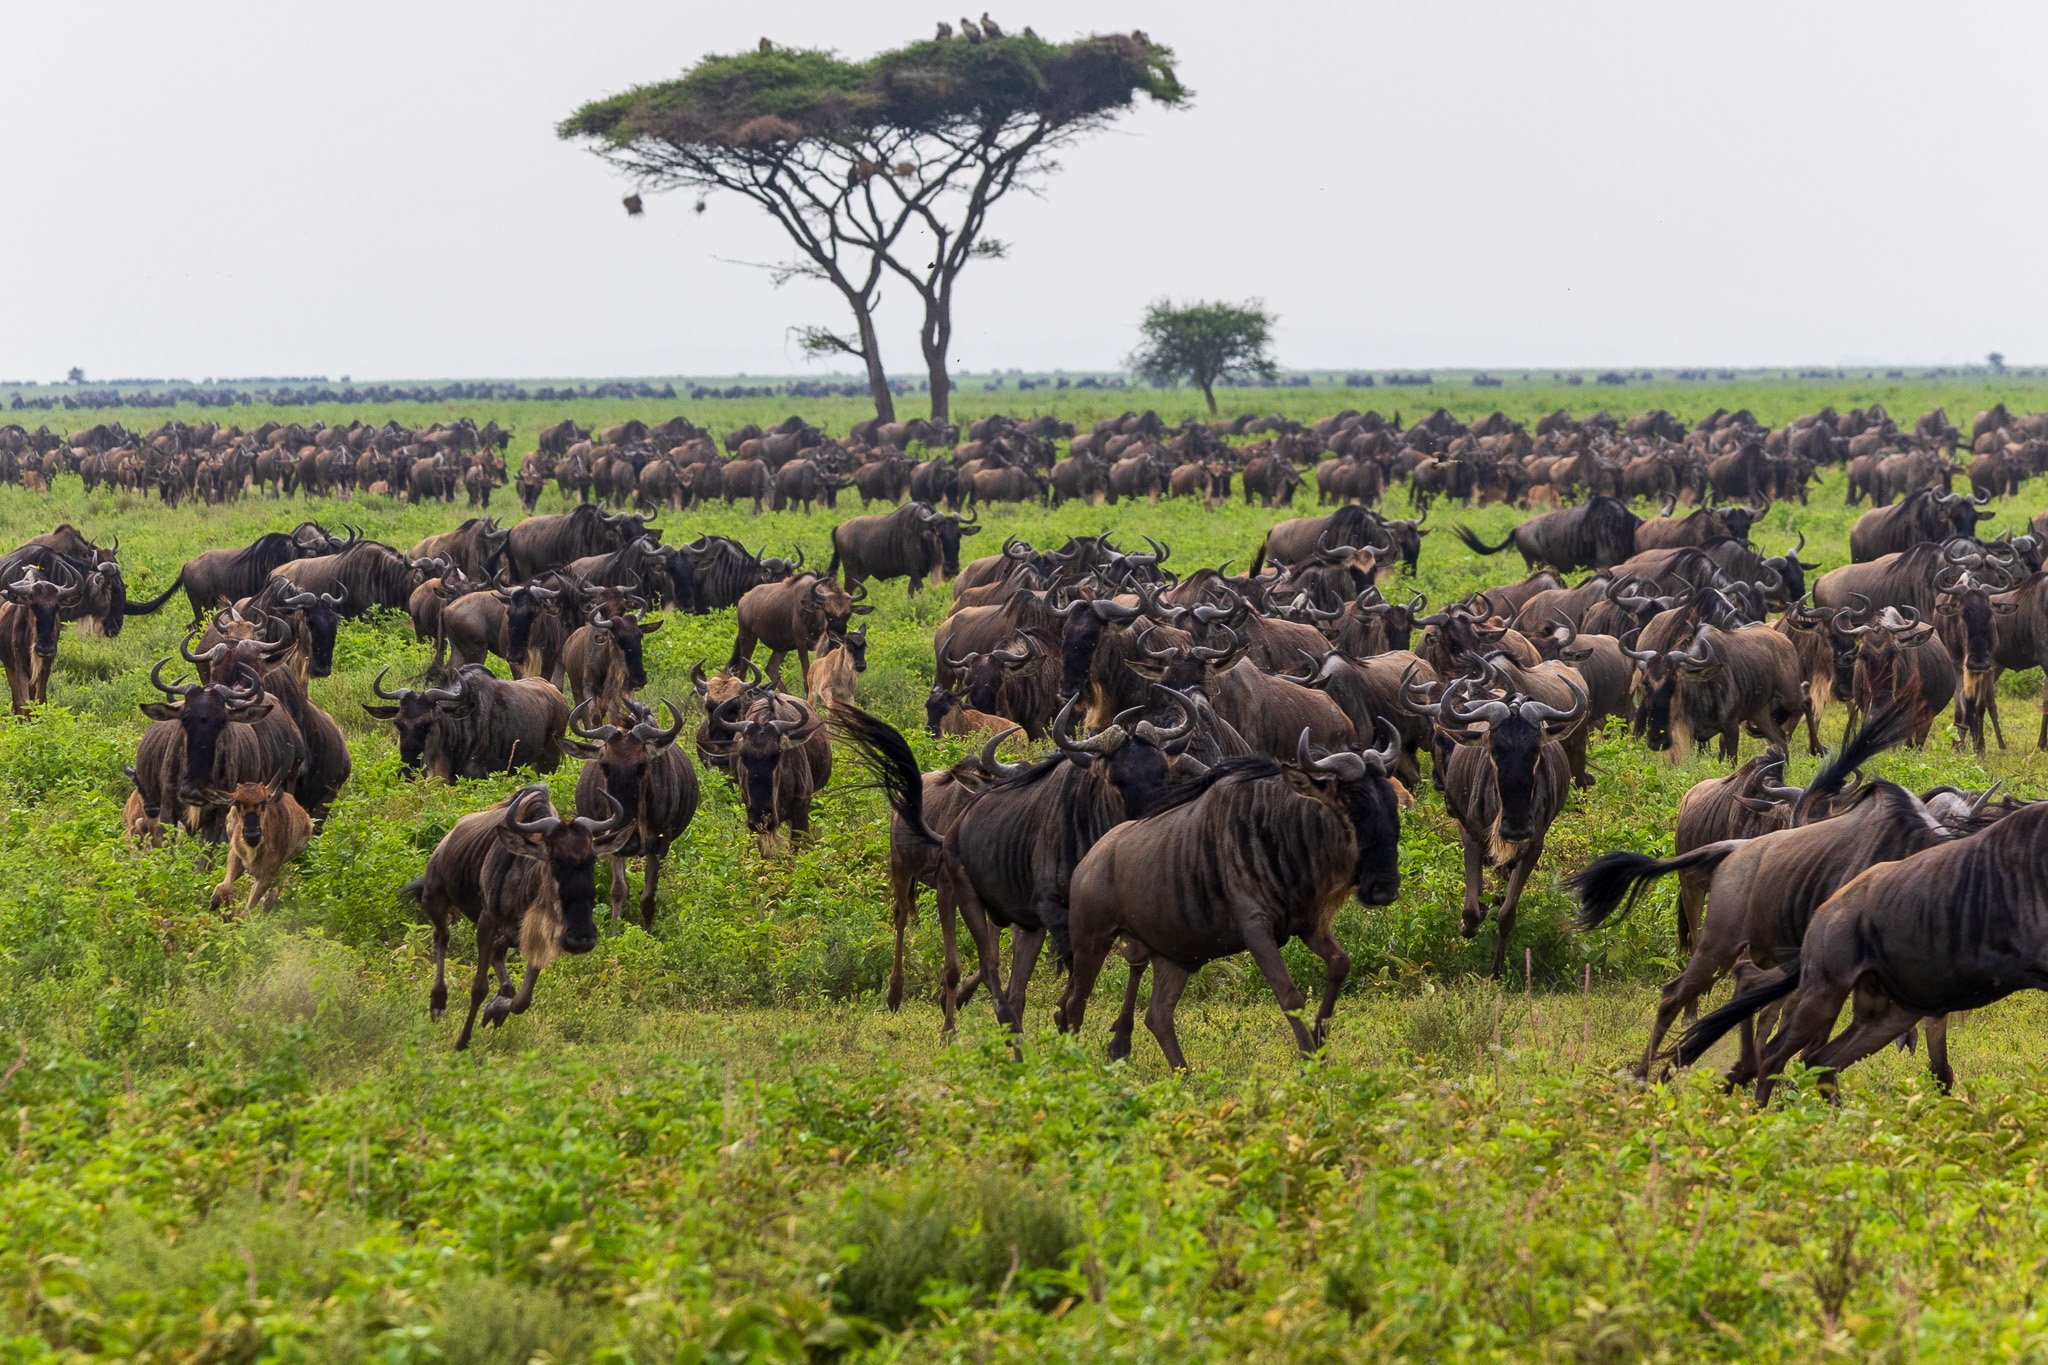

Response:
(1056, 726), (1407, 1068)
(569, 699), (699, 928)
(363, 664), (571, 783)
(828, 503), (980, 597)
(1406, 672), (1587, 976)
(837, 692), (1194, 1034)
(405, 784), (629, 1050)
(0, 563), (82, 713)
(1451, 496), (1642, 573)
(699, 689), (834, 855)
(1675, 797), (2048, 1103)
(209, 769), (314, 914)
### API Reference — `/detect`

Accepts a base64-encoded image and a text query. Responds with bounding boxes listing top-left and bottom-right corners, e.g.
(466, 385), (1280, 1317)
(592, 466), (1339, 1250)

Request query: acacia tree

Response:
(560, 32), (1185, 422)
(1129, 299), (1278, 414)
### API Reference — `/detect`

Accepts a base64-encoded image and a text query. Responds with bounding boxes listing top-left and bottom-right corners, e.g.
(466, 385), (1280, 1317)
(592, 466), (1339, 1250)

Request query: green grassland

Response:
(6, 380), (2048, 1359)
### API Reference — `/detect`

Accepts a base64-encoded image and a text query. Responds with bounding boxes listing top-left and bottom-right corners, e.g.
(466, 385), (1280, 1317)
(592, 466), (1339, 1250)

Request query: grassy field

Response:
(6, 380), (2048, 1359)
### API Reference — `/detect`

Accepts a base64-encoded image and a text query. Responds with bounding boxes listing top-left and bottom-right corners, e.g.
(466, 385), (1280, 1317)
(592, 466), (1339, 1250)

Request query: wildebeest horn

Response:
(422, 676), (465, 704)
(371, 666), (408, 700)
(569, 697), (619, 741)
(505, 784), (557, 835)
(179, 630), (227, 665)
(1051, 694), (1125, 755)
(634, 699), (686, 746)
(1518, 677), (1589, 726)
(1395, 661), (1441, 716)
(1089, 597), (1140, 622)
(1134, 686), (1197, 744)
(575, 791), (632, 838)
(978, 725), (1029, 779)
(148, 656), (195, 698)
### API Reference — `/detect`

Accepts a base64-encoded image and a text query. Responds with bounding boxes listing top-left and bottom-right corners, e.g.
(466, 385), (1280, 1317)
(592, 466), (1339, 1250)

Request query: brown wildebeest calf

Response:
(210, 772), (313, 912)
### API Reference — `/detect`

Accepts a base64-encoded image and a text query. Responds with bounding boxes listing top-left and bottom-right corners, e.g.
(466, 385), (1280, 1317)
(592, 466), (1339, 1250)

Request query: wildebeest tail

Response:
(400, 876), (425, 909)
(1674, 966), (1801, 1066)
(122, 571), (184, 615)
(1451, 524), (1516, 556)
(825, 540), (841, 580)
(1795, 698), (1913, 823)
(1568, 839), (1744, 931)
(832, 704), (939, 845)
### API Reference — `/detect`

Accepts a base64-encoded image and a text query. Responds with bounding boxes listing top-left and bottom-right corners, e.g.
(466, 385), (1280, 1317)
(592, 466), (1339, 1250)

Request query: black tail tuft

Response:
(401, 876), (425, 909)
(1674, 967), (1802, 1067)
(1796, 700), (1913, 823)
(1567, 841), (1742, 931)
(832, 704), (939, 844)
(1452, 524), (1515, 556)
(122, 571), (184, 615)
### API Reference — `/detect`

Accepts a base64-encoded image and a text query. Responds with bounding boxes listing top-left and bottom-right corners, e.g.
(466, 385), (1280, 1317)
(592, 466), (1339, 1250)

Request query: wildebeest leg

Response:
(887, 867), (917, 1012)
(1786, 987), (1923, 1105)
(1143, 958), (1194, 1070)
(608, 853), (630, 921)
(1242, 919), (1316, 1055)
(1564, 731), (1591, 788)
(1106, 946), (1150, 1062)
(1458, 838), (1488, 940)
(949, 872), (1014, 1031)
(1923, 1014), (1954, 1092)
(935, 878), (961, 1032)
(210, 846), (244, 910)
(1489, 846), (1542, 980)
(1639, 935), (1750, 1079)
(1802, 694), (1825, 757)
(1053, 917), (1115, 1038)
(454, 928), (497, 1051)
(1301, 926), (1352, 1048)
(639, 842), (665, 930)
(1986, 692), (2006, 749)
(2037, 694), (2048, 751)
(1753, 971), (1861, 1105)
(764, 648), (790, 691)
(1003, 924), (1048, 1033)
(429, 917), (450, 1020)
(484, 965), (543, 1028)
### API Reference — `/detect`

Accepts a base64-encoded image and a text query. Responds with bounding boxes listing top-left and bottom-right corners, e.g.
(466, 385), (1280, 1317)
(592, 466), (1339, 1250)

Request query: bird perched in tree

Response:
(622, 193), (643, 216)
(1132, 29), (1150, 46)
(980, 13), (1003, 37)
(960, 16), (983, 42)
(935, 20), (952, 39)
(758, 36), (773, 52)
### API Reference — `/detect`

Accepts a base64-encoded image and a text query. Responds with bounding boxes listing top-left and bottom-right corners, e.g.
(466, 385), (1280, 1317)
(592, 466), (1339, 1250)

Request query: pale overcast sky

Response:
(3, 1), (2040, 382)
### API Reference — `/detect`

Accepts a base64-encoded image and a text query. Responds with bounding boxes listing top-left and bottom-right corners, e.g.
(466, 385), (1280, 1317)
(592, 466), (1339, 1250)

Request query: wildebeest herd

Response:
(6, 396), (2048, 1096)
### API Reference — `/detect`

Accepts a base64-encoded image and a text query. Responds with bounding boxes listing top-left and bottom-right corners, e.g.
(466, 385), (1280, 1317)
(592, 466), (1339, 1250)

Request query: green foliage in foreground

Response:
(7, 380), (2048, 1356)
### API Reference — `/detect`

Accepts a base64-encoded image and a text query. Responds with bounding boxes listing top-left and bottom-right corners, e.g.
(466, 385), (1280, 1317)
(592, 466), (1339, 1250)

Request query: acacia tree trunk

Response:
(854, 308), (896, 424)
(1200, 378), (1218, 414)
(921, 312), (952, 424)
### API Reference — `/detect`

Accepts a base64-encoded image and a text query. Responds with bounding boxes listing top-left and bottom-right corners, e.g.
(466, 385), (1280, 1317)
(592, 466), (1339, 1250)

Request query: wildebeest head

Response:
(1436, 676), (1587, 847)
(493, 785), (630, 957)
(276, 588), (344, 677)
(364, 667), (464, 773)
(588, 604), (659, 689)
(1056, 593), (1141, 698)
(1623, 631), (1721, 752)
(5, 564), (83, 659)
(1048, 688), (1194, 817)
(917, 503), (980, 577)
(141, 658), (274, 805)
(1378, 511), (1429, 574)
(1846, 605), (1935, 704)
(568, 698), (683, 840)
(715, 698), (824, 837)
(1760, 531), (1821, 605)
(492, 572), (564, 667)
(1936, 567), (2017, 675)
(1296, 724), (1405, 906)
(214, 764), (296, 850)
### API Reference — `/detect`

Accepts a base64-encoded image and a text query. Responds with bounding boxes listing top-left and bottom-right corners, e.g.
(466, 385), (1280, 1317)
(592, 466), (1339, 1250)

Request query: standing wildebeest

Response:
(1935, 564), (2048, 751)
(699, 689), (833, 855)
(1057, 727), (1407, 1069)
(270, 539), (421, 615)
(502, 504), (643, 580)
(561, 604), (659, 718)
(144, 525), (335, 623)
(442, 574), (569, 682)
(829, 503), (979, 597)
(1676, 798), (2048, 1103)
(1847, 488), (1990, 562)
(406, 784), (629, 1050)
(1407, 673), (1587, 976)
(569, 699), (699, 928)
(671, 536), (787, 614)
(0, 563), (82, 713)
(1843, 605), (1956, 745)
(728, 573), (868, 688)
(411, 517), (509, 579)
(363, 664), (571, 782)
(804, 626), (867, 714)
(1624, 623), (1816, 760)
(133, 661), (306, 840)
(1241, 452), (1302, 507)
(837, 693), (1194, 1034)
(1453, 497), (1643, 573)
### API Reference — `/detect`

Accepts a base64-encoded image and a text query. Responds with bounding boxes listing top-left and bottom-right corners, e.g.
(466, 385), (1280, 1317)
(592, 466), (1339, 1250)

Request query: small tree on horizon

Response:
(65, 367), (84, 384)
(1128, 299), (1277, 414)
(560, 31), (1186, 423)
(1988, 351), (2007, 373)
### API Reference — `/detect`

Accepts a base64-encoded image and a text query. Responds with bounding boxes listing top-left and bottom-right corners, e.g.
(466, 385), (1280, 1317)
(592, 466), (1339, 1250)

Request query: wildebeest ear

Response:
(140, 702), (181, 721)
(362, 703), (401, 719)
(230, 701), (274, 722)
(491, 822), (548, 859)
(563, 738), (602, 758)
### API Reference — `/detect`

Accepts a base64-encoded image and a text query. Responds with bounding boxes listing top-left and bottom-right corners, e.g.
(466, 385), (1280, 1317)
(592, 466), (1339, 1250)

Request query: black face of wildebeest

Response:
(1481, 712), (1550, 844)
(735, 721), (792, 834)
(300, 598), (343, 677)
(1057, 598), (1139, 698)
(925, 686), (957, 736)
(541, 824), (604, 955)
(362, 668), (457, 774)
(594, 612), (657, 689)
(141, 668), (272, 806)
(1336, 746), (1406, 904)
